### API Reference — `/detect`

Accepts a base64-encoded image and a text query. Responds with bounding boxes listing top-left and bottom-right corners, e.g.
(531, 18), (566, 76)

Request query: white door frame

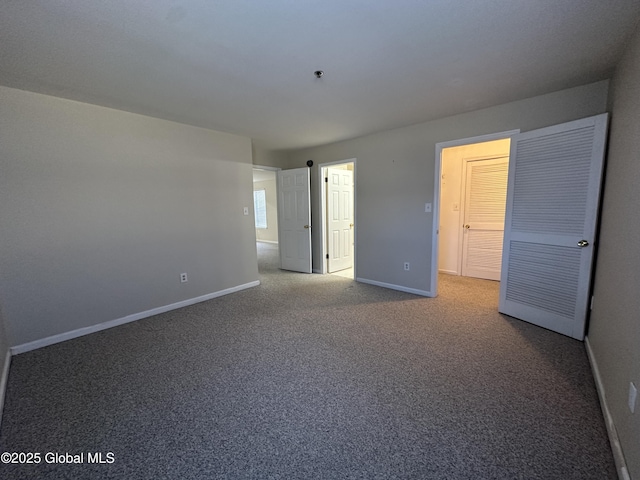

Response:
(319, 159), (357, 275)
(431, 131), (519, 297)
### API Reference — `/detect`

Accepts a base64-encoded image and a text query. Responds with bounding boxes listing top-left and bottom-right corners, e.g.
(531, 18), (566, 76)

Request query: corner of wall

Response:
(0, 305), (11, 430)
(585, 336), (631, 480)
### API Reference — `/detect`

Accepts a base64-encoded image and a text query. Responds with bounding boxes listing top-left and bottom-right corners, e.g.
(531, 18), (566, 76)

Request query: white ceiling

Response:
(1, 1), (639, 150)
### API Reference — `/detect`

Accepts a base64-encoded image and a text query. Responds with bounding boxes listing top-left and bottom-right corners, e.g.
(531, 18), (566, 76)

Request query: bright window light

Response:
(253, 189), (267, 229)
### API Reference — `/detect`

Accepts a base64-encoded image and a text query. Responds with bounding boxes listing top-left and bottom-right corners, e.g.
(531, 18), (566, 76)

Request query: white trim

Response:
(312, 268), (322, 274)
(439, 269), (458, 276)
(356, 277), (434, 298)
(256, 240), (279, 245)
(318, 159), (357, 276)
(585, 336), (629, 480)
(432, 130), (520, 298)
(252, 165), (281, 172)
(0, 349), (11, 429)
(11, 281), (260, 355)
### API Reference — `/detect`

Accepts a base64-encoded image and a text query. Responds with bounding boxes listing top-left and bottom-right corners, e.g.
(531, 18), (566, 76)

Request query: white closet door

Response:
(499, 114), (608, 340)
(461, 157), (509, 281)
(277, 168), (312, 273)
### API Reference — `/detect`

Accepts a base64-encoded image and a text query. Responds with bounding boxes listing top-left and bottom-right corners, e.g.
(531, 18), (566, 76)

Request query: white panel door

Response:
(327, 168), (354, 273)
(499, 114), (608, 340)
(461, 157), (509, 281)
(277, 168), (312, 273)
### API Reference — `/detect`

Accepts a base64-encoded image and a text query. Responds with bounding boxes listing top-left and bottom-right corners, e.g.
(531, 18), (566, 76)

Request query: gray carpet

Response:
(0, 242), (616, 479)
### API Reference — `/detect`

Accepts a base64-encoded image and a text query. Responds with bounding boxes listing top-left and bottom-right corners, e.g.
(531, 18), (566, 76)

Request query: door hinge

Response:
(325, 177), (328, 182)
(326, 254), (329, 259)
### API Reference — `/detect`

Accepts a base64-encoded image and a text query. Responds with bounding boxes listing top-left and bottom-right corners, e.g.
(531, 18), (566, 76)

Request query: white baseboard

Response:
(439, 269), (458, 276)
(585, 336), (630, 480)
(11, 280), (260, 355)
(0, 349), (11, 430)
(256, 240), (279, 245)
(356, 277), (433, 297)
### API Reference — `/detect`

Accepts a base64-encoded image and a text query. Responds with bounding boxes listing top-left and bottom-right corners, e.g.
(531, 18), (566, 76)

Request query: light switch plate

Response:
(425, 203), (432, 212)
(243, 207), (249, 215)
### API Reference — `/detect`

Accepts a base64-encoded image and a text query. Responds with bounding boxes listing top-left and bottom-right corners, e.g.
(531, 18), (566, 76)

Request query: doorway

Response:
(253, 166), (280, 268)
(252, 167), (279, 244)
(319, 160), (356, 278)
(439, 139), (510, 280)
(431, 131), (519, 297)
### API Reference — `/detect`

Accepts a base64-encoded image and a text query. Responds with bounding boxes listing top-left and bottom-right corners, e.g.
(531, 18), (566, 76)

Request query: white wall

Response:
(0, 86), (259, 347)
(588, 22), (640, 479)
(254, 176), (279, 243)
(252, 144), (289, 169)
(286, 81), (609, 294)
(439, 139), (510, 275)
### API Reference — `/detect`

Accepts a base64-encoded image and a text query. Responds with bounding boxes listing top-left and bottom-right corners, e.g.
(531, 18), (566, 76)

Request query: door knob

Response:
(577, 240), (589, 247)
(464, 224), (470, 229)
(350, 223), (354, 228)
(304, 225), (310, 229)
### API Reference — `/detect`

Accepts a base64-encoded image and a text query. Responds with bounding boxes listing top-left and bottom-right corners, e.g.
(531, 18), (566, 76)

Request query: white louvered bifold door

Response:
(462, 157), (509, 281)
(499, 114), (608, 340)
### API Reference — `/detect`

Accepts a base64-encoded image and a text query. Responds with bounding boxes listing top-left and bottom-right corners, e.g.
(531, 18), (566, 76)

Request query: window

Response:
(253, 189), (267, 229)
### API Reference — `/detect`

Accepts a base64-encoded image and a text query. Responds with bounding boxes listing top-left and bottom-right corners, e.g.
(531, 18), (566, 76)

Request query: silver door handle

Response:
(577, 240), (589, 247)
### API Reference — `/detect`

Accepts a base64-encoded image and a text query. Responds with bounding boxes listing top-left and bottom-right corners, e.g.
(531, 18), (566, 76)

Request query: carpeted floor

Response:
(0, 242), (616, 479)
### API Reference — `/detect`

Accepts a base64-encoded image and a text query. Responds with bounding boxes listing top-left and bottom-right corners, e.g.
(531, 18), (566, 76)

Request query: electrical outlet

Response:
(629, 382), (637, 414)
(404, 262), (410, 271)
(180, 273), (188, 283)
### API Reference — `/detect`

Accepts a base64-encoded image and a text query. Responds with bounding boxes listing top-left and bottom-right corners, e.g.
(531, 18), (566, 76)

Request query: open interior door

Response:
(499, 114), (608, 340)
(327, 167), (354, 273)
(277, 168), (312, 273)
